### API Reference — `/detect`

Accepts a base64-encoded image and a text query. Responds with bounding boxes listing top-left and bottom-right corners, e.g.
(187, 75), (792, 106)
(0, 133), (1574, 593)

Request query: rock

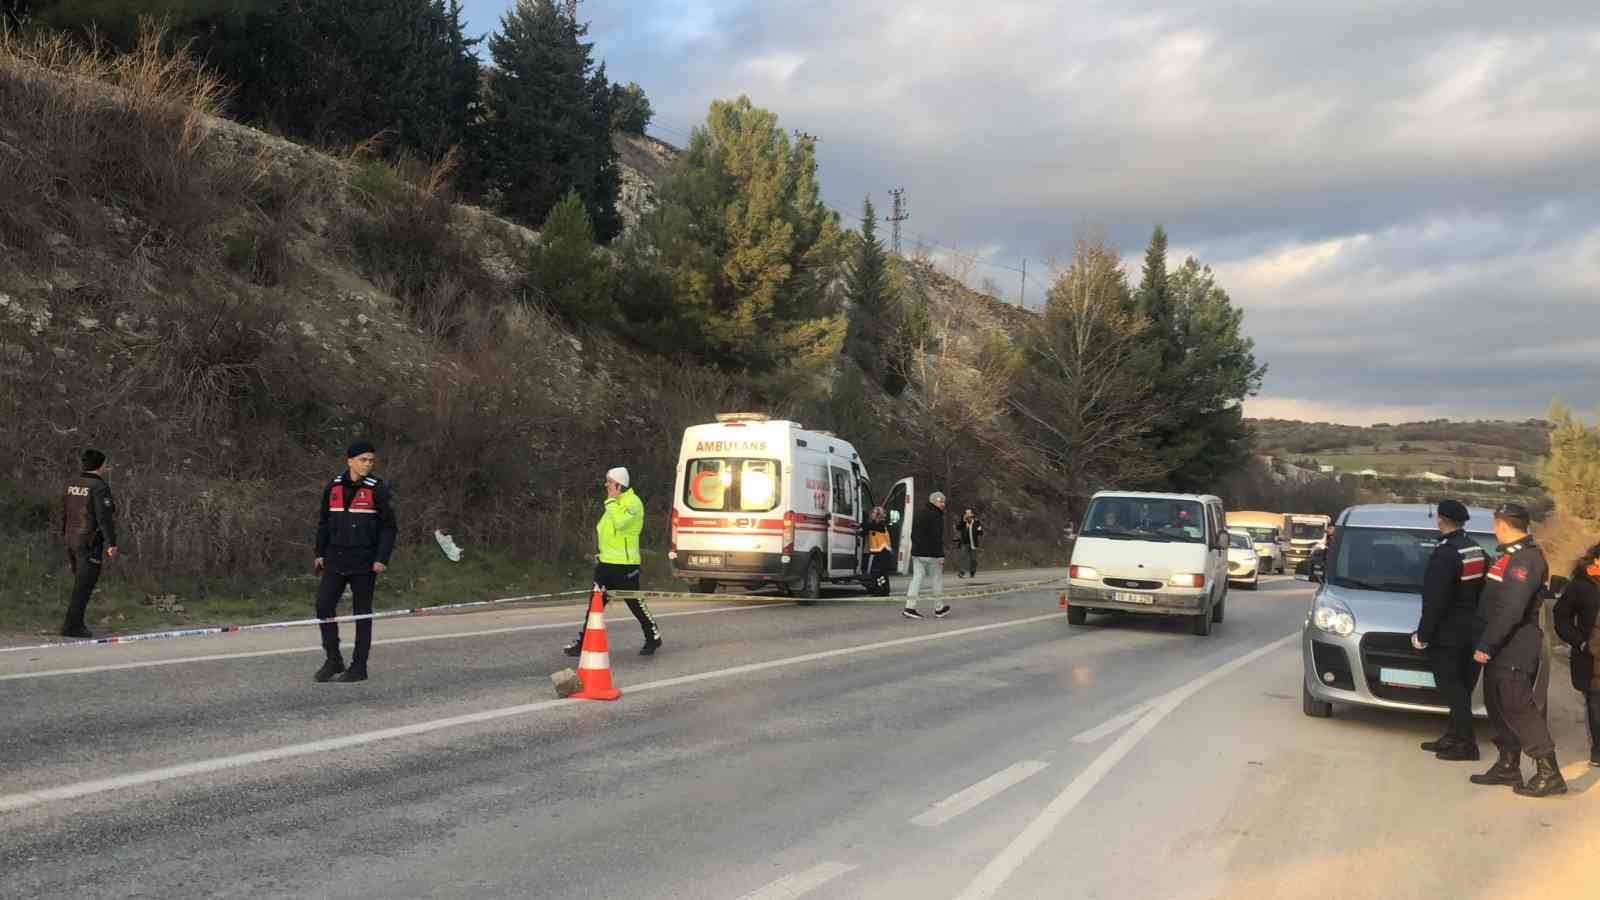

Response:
(551, 668), (584, 698)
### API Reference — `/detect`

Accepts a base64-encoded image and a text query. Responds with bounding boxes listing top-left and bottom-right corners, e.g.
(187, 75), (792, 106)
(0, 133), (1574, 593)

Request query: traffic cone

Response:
(1059, 592), (1069, 609)
(571, 587), (621, 701)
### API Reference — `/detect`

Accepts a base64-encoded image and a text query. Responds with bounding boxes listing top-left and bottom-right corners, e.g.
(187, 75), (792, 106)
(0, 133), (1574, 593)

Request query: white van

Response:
(1065, 491), (1230, 636)
(669, 414), (916, 598)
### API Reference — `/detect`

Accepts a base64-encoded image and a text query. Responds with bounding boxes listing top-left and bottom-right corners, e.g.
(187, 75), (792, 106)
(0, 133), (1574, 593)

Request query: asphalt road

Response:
(2, 569), (1595, 899)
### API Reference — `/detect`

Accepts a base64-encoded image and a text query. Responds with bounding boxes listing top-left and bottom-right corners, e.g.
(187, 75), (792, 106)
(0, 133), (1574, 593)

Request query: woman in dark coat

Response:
(862, 506), (895, 597)
(1552, 542), (1600, 767)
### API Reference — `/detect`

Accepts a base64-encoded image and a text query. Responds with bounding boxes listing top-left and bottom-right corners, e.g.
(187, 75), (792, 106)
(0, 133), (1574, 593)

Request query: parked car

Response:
(1066, 492), (1230, 636)
(1226, 528), (1259, 590)
(1300, 503), (1494, 718)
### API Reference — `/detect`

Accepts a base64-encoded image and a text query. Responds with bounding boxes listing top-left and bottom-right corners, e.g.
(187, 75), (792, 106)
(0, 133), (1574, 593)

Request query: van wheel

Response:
(1302, 680), (1333, 718)
(1190, 607), (1213, 636)
(795, 556), (822, 605)
(693, 579), (717, 594)
(1066, 606), (1088, 626)
(1211, 596), (1226, 623)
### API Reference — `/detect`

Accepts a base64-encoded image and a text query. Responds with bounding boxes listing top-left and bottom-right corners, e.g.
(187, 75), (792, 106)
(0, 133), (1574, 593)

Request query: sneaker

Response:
(640, 636), (662, 656)
(563, 640), (583, 657)
(1590, 758), (1599, 768)
(934, 605), (952, 619)
(956, 572), (966, 579)
(902, 608), (924, 619)
(335, 667), (368, 683)
(314, 659), (345, 683)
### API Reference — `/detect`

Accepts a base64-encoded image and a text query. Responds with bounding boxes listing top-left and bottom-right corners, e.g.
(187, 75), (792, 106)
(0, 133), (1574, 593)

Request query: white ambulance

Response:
(669, 413), (916, 599)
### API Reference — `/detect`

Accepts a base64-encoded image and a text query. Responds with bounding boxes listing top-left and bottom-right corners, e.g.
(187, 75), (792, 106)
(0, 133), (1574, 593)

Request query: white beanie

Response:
(606, 467), (630, 488)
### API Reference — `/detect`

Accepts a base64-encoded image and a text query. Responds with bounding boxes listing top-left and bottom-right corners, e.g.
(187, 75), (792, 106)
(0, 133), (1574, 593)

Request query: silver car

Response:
(1301, 503), (1497, 719)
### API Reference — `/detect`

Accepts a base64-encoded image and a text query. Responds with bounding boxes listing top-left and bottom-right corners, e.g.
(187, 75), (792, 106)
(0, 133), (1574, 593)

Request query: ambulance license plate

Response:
(1380, 668), (1435, 689)
(688, 554), (723, 568)
(1113, 592), (1155, 605)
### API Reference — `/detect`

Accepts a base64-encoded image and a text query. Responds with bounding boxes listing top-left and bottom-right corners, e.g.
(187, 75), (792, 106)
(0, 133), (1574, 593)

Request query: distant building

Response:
(1497, 465), (1517, 480)
(1318, 465), (1335, 474)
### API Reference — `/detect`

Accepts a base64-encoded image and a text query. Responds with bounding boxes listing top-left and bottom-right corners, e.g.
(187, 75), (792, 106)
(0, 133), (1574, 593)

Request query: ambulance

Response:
(669, 414), (916, 598)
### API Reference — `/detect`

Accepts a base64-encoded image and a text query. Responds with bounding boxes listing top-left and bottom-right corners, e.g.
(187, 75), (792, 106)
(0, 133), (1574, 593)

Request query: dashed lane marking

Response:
(910, 760), (1050, 827)
(735, 862), (858, 900)
(0, 612), (1067, 812)
(954, 632), (1299, 900)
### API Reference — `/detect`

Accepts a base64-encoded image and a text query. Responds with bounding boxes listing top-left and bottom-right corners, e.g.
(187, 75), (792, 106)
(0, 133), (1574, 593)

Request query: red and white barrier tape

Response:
(0, 588), (593, 654)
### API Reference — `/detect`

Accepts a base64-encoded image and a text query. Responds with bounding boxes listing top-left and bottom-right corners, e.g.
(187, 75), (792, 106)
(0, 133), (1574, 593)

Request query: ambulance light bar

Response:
(715, 412), (771, 423)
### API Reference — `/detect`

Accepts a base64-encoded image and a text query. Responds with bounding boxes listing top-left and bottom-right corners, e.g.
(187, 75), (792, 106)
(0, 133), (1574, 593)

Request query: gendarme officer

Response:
(312, 440), (397, 683)
(60, 448), (117, 638)
(1412, 500), (1487, 761)
(1469, 503), (1566, 797)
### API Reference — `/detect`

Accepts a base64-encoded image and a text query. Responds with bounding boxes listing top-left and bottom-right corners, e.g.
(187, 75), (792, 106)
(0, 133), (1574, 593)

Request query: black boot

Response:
(563, 639), (583, 657)
(335, 664), (368, 683)
(1470, 748), (1524, 787)
(314, 658), (345, 683)
(639, 634), (662, 656)
(1420, 733), (1454, 752)
(1513, 754), (1568, 797)
(1435, 738), (1480, 762)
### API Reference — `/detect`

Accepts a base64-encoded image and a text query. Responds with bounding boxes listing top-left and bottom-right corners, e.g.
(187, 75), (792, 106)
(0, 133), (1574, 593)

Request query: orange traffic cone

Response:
(1059, 592), (1069, 609)
(571, 587), (622, 701)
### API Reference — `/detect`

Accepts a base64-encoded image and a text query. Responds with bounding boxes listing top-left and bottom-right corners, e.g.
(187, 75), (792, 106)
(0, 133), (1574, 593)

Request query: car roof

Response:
(1089, 491), (1222, 503)
(1337, 503), (1496, 533)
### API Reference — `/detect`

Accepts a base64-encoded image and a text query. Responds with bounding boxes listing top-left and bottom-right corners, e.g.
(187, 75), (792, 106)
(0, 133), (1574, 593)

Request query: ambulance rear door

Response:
(883, 477), (916, 576)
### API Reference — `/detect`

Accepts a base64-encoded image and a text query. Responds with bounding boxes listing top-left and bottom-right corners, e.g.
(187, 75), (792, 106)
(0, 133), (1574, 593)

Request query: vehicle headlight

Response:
(1069, 565), (1099, 580)
(1312, 596), (1356, 637)
(1168, 573), (1205, 588)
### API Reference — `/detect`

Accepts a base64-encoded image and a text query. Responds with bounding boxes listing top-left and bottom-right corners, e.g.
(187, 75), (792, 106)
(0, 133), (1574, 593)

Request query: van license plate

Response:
(1380, 668), (1435, 689)
(689, 554), (723, 568)
(1113, 592), (1155, 605)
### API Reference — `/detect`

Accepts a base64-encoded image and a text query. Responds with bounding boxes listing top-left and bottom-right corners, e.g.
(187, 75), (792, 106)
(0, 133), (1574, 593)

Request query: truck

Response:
(1284, 513), (1332, 568)
(1224, 511), (1287, 574)
(669, 413), (916, 599)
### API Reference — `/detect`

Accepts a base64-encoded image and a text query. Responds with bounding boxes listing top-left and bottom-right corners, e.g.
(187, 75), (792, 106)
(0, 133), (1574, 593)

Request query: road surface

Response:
(2, 570), (1595, 898)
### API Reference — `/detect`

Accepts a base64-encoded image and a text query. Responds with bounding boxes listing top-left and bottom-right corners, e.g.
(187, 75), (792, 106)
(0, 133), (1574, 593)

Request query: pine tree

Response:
(610, 82), (653, 134)
(480, 0), (620, 240)
(844, 196), (902, 393)
(525, 191), (614, 326)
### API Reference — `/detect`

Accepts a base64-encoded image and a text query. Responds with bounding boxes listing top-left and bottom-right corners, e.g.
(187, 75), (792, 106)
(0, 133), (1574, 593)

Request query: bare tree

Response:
(1009, 239), (1168, 513)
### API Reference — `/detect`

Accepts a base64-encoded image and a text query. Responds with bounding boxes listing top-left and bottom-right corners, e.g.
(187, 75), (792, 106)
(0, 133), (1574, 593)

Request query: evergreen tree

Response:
(481, 0), (620, 240)
(525, 190), (614, 326)
(1541, 401), (1600, 522)
(1136, 224), (1170, 339)
(630, 96), (845, 373)
(610, 81), (653, 134)
(843, 196), (903, 393)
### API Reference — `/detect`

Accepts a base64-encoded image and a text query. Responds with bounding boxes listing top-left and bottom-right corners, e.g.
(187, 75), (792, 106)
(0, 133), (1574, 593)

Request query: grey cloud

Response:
(460, 1), (1600, 421)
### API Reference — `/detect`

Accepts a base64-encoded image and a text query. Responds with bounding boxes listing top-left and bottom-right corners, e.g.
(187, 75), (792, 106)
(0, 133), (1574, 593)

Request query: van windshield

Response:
(1082, 498), (1206, 543)
(1328, 527), (1498, 593)
(1244, 527), (1279, 542)
(1290, 522), (1326, 540)
(684, 458), (781, 513)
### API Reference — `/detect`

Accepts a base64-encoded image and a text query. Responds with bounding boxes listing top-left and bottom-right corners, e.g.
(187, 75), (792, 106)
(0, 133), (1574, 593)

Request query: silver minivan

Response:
(1300, 503), (1495, 718)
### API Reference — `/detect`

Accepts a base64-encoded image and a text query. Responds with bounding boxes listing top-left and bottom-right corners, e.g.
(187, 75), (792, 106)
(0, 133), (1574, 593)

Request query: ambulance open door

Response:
(883, 477), (915, 576)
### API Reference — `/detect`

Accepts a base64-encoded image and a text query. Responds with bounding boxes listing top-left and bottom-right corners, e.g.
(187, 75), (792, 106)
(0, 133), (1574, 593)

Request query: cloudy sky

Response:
(460, 1), (1600, 424)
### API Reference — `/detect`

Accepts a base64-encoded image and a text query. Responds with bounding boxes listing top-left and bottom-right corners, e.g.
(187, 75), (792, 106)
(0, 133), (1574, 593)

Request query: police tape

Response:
(0, 588), (595, 654)
(604, 575), (1068, 606)
(0, 576), (1068, 654)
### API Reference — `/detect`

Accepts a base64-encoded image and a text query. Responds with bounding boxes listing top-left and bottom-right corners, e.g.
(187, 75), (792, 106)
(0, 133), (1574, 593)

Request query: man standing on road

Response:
(313, 441), (398, 684)
(903, 491), (950, 620)
(1468, 503), (1566, 796)
(955, 508), (984, 579)
(566, 467), (661, 657)
(60, 448), (117, 639)
(1412, 500), (1488, 761)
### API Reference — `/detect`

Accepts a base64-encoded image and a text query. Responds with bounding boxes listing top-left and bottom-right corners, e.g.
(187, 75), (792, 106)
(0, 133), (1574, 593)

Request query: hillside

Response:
(0, 35), (1062, 635)
(1249, 418), (1551, 477)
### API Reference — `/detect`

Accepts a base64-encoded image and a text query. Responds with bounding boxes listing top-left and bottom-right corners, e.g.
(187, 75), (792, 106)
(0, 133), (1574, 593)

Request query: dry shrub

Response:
(1539, 512), (1600, 580)
(0, 21), (244, 253)
(117, 473), (292, 581)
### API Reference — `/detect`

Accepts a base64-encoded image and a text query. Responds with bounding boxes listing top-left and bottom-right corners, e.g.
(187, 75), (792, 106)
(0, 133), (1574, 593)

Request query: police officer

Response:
(1469, 503), (1566, 796)
(60, 448), (117, 638)
(312, 440), (398, 683)
(565, 467), (661, 657)
(1412, 500), (1487, 760)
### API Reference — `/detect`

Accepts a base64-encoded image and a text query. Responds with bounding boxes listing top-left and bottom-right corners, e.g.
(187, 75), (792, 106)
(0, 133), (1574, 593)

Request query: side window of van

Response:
(830, 467), (855, 520)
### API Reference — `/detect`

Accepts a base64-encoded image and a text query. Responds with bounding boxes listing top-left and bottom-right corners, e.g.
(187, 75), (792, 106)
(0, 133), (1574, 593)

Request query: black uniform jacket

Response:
(1416, 529), (1487, 646)
(1552, 574), (1600, 690)
(956, 518), (984, 549)
(61, 473), (117, 549)
(315, 472), (398, 575)
(1475, 538), (1548, 670)
(911, 503), (947, 558)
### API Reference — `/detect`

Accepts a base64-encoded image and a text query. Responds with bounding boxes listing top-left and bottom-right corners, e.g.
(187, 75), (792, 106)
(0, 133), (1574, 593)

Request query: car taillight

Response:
(782, 511), (795, 553)
(670, 508), (680, 551)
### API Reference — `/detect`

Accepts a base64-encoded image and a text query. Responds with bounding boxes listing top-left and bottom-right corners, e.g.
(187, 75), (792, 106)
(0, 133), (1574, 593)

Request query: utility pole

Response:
(1019, 258), (1027, 308)
(886, 188), (908, 255)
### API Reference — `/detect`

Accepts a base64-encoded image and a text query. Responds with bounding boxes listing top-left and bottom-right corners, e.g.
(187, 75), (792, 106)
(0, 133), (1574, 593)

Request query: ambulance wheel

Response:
(693, 579), (717, 594)
(795, 555), (822, 605)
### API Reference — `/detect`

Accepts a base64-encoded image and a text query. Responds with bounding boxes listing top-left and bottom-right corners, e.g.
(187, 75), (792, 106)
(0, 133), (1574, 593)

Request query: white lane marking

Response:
(0, 612), (1066, 812)
(910, 760), (1049, 827)
(1069, 703), (1152, 744)
(736, 862), (858, 900)
(0, 603), (789, 683)
(955, 632), (1299, 900)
